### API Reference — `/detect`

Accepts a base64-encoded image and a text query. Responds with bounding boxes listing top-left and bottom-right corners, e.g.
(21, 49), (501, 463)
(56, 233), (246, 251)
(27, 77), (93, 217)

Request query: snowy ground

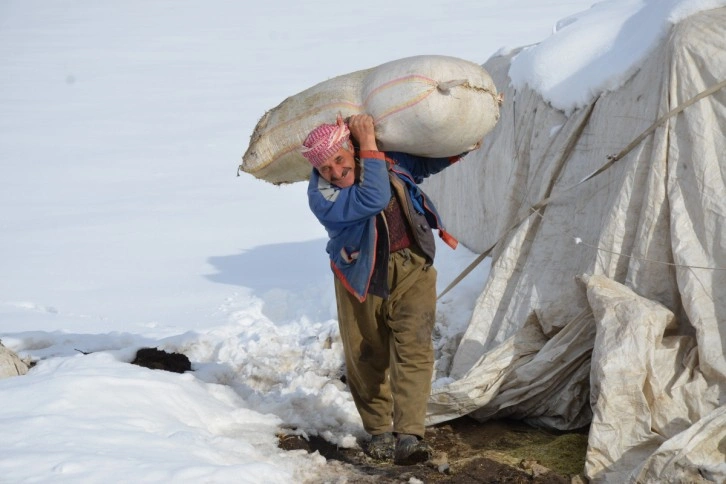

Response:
(1, 0), (720, 482)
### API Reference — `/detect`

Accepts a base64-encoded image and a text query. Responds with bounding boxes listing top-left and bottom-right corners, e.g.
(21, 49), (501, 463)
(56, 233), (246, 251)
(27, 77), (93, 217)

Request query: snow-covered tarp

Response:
(424, 6), (726, 482)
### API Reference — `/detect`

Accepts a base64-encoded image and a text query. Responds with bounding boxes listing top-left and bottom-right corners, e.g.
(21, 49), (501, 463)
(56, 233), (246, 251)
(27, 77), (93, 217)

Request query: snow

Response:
(509, 0), (726, 113)
(0, 0), (721, 481)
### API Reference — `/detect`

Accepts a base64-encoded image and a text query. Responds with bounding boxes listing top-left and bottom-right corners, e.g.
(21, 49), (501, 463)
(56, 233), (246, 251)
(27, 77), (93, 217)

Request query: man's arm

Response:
(308, 155), (390, 226)
(387, 151), (470, 183)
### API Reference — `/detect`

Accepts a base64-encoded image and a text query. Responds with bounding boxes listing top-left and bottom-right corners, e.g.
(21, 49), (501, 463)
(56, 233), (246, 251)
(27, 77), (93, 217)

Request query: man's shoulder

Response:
(383, 151), (419, 166)
(309, 171), (341, 203)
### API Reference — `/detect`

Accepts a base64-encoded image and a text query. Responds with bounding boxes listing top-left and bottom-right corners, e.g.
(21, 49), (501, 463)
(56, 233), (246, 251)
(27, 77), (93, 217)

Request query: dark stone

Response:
(131, 347), (191, 373)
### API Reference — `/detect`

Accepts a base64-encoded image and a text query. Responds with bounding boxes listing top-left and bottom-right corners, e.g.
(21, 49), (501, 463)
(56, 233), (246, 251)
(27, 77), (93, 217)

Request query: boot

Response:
(394, 433), (432, 465)
(365, 432), (395, 460)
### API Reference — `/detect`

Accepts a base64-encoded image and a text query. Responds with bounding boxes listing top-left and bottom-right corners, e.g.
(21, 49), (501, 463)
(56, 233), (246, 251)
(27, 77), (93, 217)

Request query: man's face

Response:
(317, 144), (356, 188)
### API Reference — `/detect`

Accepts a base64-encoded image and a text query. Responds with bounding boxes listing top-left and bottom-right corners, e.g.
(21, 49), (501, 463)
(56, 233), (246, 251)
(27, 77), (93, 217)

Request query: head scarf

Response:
(300, 114), (350, 168)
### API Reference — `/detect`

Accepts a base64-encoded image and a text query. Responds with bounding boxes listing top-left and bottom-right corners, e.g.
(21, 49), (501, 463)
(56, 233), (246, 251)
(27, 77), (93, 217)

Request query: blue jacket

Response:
(308, 150), (460, 302)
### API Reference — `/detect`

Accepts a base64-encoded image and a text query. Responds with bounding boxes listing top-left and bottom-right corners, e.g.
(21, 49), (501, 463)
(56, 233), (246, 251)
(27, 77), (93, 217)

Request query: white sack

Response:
(240, 55), (500, 184)
(423, 7), (726, 481)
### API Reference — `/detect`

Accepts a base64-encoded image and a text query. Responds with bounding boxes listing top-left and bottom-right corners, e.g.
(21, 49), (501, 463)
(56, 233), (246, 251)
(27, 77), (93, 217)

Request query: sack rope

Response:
(437, 77), (726, 300)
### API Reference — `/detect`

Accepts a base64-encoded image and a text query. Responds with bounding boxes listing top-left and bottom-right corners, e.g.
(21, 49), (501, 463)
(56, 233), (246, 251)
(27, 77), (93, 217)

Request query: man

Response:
(301, 113), (468, 465)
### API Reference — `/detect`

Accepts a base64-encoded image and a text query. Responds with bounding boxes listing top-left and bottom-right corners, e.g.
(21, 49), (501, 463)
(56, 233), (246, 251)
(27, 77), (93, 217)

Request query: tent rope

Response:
(527, 208), (726, 272)
(573, 237), (726, 271)
(437, 77), (726, 300)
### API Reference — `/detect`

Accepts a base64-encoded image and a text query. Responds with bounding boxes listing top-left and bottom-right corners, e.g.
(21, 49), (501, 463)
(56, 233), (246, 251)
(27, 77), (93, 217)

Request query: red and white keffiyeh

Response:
(300, 114), (350, 168)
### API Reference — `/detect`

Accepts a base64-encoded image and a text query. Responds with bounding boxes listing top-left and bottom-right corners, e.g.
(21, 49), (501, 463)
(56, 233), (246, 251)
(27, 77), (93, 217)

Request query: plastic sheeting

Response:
(424, 8), (726, 482)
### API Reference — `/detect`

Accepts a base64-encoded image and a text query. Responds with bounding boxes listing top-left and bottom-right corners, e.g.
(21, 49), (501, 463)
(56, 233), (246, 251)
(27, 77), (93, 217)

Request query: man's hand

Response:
(348, 114), (378, 152)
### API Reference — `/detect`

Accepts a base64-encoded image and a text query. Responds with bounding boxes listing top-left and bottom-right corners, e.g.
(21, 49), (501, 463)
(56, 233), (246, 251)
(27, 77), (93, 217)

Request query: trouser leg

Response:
(334, 277), (393, 435)
(334, 247), (437, 438)
(386, 248), (437, 438)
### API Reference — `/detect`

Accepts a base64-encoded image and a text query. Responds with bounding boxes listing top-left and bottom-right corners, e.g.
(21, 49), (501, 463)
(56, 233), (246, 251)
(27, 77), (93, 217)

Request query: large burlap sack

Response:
(240, 55), (500, 185)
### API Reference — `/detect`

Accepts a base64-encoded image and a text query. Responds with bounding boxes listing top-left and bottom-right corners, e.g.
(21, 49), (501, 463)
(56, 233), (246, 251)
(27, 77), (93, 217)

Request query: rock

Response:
(428, 451), (451, 474)
(0, 342), (30, 379)
(131, 347), (191, 373)
(520, 459), (553, 478)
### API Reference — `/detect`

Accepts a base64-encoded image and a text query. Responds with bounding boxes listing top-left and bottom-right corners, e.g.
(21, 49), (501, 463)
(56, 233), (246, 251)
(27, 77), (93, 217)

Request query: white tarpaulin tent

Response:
(424, 7), (726, 483)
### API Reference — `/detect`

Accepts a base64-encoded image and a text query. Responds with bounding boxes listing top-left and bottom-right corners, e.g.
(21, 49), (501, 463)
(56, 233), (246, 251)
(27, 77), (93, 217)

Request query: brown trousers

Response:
(334, 246), (437, 438)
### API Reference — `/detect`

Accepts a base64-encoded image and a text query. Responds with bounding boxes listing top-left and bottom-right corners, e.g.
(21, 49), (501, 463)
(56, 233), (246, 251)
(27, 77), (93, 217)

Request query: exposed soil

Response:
(130, 347), (191, 373)
(279, 417), (589, 483)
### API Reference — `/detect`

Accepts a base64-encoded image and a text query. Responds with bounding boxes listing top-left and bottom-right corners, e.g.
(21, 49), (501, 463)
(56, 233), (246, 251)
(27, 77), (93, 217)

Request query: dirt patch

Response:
(130, 347), (191, 373)
(279, 416), (589, 483)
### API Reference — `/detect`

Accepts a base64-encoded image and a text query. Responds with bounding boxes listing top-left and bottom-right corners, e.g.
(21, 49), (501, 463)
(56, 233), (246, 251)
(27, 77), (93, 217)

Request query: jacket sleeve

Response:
(386, 151), (467, 183)
(308, 152), (391, 227)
